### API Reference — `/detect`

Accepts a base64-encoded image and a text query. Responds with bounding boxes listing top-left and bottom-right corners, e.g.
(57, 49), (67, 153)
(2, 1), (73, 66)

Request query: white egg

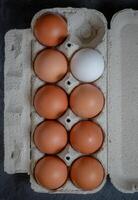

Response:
(70, 48), (104, 82)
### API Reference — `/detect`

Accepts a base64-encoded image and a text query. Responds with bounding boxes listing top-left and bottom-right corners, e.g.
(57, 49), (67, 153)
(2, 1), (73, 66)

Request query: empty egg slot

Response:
(78, 23), (97, 42)
(68, 10), (106, 48)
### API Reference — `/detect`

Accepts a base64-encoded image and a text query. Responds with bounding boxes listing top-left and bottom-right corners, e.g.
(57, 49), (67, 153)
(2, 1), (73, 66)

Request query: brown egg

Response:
(70, 156), (105, 190)
(34, 85), (68, 119)
(34, 156), (68, 190)
(34, 120), (67, 154)
(34, 49), (68, 83)
(70, 84), (104, 118)
(34, 13), (68, 46)
(70, 121), (104, 154)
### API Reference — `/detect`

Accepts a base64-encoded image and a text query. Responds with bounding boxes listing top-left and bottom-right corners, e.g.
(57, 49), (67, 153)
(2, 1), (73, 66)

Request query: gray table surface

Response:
(1, 0), (138, 199)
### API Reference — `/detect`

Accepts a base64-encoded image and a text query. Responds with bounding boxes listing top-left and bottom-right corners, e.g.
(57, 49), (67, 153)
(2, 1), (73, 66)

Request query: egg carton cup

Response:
(4, 8), (138, 194)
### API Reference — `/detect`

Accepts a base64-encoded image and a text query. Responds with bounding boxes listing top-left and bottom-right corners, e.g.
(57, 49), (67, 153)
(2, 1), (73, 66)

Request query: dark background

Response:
(1, 0), (138, 199)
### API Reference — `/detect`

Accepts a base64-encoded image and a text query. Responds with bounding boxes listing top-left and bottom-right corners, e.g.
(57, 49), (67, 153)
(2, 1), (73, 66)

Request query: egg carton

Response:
(30, 8), (107, 194)
(4, 8), (138, 194)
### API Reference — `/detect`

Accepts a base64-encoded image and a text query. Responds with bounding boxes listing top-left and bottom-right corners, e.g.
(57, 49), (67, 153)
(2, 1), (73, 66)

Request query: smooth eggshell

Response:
(70, 84), (104, 118)
(70, 156), (105, 190)
(34, 13), (68, 46)
(34, 156), (68, 190)
(70, 48), (104, 82)
(34, 120), (67, 154)
(70, 121), (104, 154)
(34, 85), (68, 119)
(34, 49), (68, 83)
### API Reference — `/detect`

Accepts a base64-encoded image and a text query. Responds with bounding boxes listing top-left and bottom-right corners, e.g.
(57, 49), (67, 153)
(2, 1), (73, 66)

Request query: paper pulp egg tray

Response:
(4, 7), (138, 194)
